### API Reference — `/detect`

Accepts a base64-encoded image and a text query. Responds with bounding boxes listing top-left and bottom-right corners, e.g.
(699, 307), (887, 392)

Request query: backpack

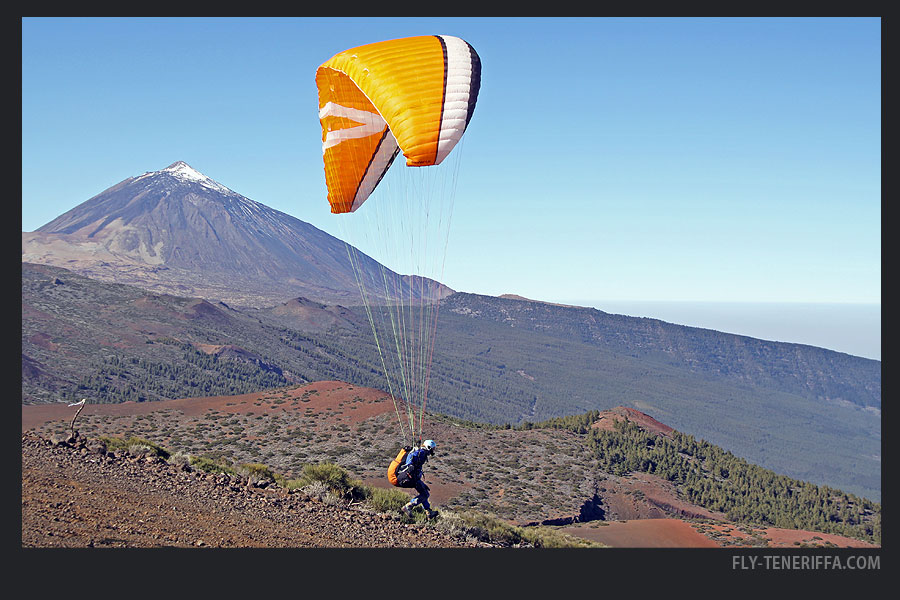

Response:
(387, 446), (413, 486)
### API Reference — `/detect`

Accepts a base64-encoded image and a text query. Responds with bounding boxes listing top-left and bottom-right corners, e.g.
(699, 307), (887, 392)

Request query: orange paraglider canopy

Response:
(316, 35), (481, 213)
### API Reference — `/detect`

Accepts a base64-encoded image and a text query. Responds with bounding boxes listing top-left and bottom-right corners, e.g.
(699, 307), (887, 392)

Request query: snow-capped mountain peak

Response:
(26, 160), (451, 306)
(134, 161), (235, 196)
(163, 161), (207, 181)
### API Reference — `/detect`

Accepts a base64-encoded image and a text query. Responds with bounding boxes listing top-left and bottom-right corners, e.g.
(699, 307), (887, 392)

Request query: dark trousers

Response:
(410, 478), (431, 510)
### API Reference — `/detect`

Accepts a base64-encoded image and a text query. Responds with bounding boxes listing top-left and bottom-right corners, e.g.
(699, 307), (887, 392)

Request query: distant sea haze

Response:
(569, 301), (881, 361)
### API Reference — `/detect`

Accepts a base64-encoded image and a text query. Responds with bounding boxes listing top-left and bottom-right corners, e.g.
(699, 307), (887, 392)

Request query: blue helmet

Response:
(423, 439), (436, 452)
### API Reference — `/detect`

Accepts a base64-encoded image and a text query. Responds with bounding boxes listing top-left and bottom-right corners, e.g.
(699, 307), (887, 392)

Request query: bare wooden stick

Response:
(69, 398), (86, 437)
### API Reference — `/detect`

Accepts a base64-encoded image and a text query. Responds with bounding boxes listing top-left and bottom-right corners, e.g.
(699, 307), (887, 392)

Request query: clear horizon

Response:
(559, 299), (880, 360)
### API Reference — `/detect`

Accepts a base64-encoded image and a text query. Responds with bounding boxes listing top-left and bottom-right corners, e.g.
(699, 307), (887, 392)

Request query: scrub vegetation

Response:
(90, 434), (602, 548)
(23, 262), (881, 502)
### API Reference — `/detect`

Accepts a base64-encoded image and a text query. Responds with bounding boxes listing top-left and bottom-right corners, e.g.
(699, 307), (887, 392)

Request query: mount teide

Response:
(22, 162), (449, 307)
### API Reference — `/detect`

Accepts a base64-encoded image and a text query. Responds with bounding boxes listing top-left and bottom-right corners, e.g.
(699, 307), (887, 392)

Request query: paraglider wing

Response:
(316, 35), (481, 213)
(314, 34), (481, 447)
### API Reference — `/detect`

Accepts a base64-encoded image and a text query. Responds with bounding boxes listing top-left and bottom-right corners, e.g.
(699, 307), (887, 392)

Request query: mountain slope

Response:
(445, 293), (880, 412)
(20, 161), (880, 502)
(21, 261), (881, 500)
(22, 161), (449, 306)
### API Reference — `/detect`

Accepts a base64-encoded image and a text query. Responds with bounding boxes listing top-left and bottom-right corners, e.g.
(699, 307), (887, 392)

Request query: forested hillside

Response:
(440, 293), (880, 410)
(521, 412), (880, 544)
(22, 262), (881, 500)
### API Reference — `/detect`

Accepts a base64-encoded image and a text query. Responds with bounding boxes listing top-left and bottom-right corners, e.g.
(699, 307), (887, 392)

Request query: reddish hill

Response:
(599, 472), (722, 521)
(266, 297), (359, 332)
(591, 406), (675, 437)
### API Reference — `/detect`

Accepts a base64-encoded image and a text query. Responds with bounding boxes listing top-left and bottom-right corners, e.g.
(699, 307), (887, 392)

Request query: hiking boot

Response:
(426, 509), (439, 519)
(401, 503), (413, 517)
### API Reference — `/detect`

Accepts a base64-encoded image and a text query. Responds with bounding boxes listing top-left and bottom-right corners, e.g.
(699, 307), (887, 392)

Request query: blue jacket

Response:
(404, 447), (430, 479)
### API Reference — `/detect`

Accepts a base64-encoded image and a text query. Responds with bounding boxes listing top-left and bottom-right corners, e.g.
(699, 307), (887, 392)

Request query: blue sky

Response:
(21, 18), (881, 351)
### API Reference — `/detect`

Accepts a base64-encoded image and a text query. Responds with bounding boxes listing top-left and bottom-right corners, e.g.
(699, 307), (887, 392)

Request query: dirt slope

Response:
(21, 432), (490, 548)
(22, 385), (879, 549)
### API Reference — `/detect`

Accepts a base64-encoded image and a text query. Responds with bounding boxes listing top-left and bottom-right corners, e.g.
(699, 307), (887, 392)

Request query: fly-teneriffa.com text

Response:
(733, 554), (880, 571)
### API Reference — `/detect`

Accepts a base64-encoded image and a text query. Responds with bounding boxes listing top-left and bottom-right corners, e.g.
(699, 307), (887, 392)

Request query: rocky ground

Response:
(21, 431), (494, 548)
(23, 383), (607, 525)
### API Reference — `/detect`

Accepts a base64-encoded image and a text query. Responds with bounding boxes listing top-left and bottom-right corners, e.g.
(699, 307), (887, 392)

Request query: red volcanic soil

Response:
(21, 381), (393, 432)
(592, 406), (674, 437)
(562, 518), (879, 549)
(562, 519), (720, 548)
(601, 472), (723, 521)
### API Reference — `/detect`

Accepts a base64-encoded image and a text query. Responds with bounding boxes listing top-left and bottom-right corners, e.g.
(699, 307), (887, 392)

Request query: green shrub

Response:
(100, 435), (170, 459)
(445, 510), (523, 546)
(290, 462), (369, 502)
(189, 455), (238, 476)
(366, 486), (410, 513)
(435, 510), (604, 548)
(168, 451), (191, 467)
(239, 462), (275, 483)
(518, 526), (602, 548)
